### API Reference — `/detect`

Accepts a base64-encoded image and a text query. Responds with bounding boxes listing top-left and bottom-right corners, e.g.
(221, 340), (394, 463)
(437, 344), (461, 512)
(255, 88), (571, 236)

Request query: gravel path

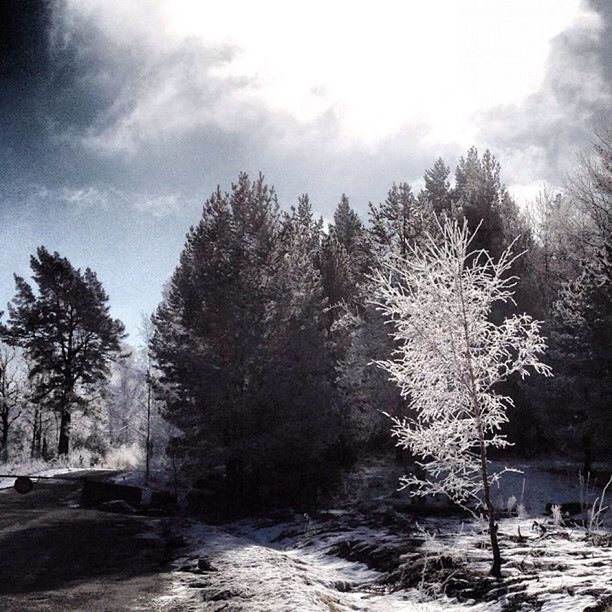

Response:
(0, 472), (181, 611)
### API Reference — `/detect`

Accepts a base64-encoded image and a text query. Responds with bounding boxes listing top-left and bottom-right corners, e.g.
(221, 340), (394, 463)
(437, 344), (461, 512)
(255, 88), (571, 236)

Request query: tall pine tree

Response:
(5, 248), (124, 455)
(151, 175), (338, 511)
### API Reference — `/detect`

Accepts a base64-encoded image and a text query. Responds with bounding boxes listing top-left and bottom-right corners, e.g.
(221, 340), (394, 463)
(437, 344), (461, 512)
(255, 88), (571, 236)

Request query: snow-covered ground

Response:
(157, 519), (493, 612)
(155, 458), (611, 611)
(0, 445), (145, 491)
(0, 463), (110, 490)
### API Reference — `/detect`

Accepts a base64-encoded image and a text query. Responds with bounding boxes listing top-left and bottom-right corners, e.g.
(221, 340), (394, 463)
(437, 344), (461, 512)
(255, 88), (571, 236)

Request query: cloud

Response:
(2, 0), (610, 336)
(479, 0), (612, 190)
(4, 183), (185, 219)
(2, 0), (596, 208)
(50, 1), (583, 154)
(133, 193), (181, 217)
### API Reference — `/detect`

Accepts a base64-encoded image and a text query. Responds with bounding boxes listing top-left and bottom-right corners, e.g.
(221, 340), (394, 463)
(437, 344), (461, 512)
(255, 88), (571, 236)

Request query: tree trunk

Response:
(145, 372), (152, 486)
(458, 268), (503, 579)
(31, 408), (41, 459)
(58, 409), (71, 456)
(485, 493), (502, 577)
(479, 437), (502, 577)
(0, 414), (8, 462)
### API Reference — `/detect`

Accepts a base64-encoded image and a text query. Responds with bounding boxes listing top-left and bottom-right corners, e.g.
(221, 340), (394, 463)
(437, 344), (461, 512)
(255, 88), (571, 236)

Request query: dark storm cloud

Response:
(1, 0), (244, 195)
(1, 0), (51, 181)
(0, 0), (49, 88)
(479, 0), (612, 186)
(0, 1), (121, 193)
(1, 0), (445, 211)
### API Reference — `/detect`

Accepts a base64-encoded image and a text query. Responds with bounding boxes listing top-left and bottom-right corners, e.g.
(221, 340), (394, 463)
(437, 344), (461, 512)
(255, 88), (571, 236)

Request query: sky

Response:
(1, 0), (611, 340)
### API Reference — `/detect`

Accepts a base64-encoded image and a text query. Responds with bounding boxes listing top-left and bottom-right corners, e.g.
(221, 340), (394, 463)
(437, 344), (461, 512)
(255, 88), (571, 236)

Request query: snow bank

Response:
(157, 519), (495, 612)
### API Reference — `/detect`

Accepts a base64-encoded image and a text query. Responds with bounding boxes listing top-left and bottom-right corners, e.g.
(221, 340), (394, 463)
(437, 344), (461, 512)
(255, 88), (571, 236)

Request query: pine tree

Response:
(290, 194), (324, 255)
(259, 211), (338, 499)
(151, 175), (338, 509)
(369, 182), (428, 259)
(422, 157), (452, 215)
(320, 195), (370, 320)
(331, 194), (365, 256)
(333, 294), (405, 453)
(5, 248), (124, 455)
(453, 148), (522, 260)
(152, 175), (278, 471)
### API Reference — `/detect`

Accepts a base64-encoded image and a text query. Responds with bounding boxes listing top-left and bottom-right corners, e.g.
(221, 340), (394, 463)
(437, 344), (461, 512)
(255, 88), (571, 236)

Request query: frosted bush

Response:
(105, 444), (143, 470)
(551, 504), (565, 527)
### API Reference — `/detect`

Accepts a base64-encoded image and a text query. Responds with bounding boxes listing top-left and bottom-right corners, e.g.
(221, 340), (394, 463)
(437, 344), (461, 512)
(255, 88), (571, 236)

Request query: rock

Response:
(14, 477), (34, 494)
(333, 580), (353, 592)
(197, 556), (218, 572)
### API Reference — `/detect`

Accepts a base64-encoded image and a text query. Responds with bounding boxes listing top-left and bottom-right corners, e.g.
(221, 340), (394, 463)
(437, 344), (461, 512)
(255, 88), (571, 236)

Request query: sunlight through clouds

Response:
(2, 0), (610, 339)
(63, 0), (586, 150)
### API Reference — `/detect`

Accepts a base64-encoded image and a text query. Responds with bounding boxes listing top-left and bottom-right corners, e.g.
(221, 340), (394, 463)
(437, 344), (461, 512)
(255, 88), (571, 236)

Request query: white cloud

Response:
(50, 185), (183, 217)
(134, 194), (181, 217)
(478, 4), (610, 188)
(60, 0), (586, 154)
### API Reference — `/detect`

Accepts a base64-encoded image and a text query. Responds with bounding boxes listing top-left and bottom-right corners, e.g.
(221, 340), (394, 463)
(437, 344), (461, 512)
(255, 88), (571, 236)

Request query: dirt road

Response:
(0, 472), (179, 611)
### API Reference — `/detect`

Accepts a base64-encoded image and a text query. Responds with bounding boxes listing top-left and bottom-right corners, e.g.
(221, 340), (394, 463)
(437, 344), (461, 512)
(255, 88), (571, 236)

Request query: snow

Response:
(157, 511), (611, 611)
(157, 519), (495, 612)
(154, 458), (610, 611)
(0, 461), (112, 490)
(2, 454), (609, 610)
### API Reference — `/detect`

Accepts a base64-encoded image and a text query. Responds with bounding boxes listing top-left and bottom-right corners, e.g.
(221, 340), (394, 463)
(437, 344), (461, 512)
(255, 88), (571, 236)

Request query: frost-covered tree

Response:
(0, 342), (27, 461)
(546, 129), (612, 462)
(371, 220), (551, 577)
(568, 126), (612, 251)
(107, 346), (146, 447)
(552, 245), (612, 465)
(526, 188), (583, 320)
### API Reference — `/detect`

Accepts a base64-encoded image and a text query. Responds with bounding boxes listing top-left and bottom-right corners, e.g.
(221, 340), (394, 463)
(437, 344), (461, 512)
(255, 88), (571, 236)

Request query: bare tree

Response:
(139, 314), (156, 486)
(0, 342), (26, 461)
(371, 220), (551, 577)
(567, 126), (612, 251)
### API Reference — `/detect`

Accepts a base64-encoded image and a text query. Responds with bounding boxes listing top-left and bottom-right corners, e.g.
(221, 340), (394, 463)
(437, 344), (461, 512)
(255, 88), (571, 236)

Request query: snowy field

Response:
(157, 459), (612, 611)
